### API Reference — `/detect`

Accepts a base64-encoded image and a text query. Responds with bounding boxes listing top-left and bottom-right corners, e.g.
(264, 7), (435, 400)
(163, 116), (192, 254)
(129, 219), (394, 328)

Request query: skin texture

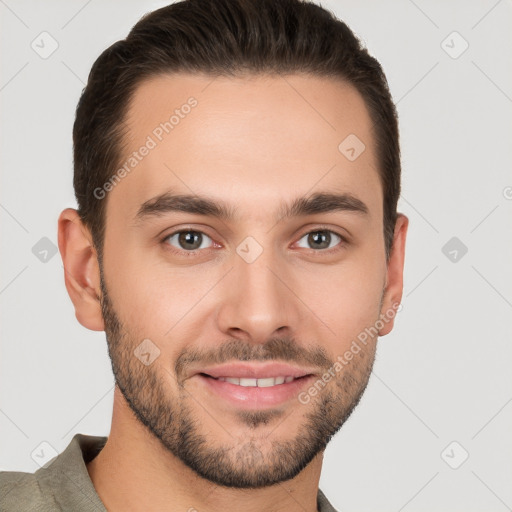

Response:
(58, 73), (408, 512)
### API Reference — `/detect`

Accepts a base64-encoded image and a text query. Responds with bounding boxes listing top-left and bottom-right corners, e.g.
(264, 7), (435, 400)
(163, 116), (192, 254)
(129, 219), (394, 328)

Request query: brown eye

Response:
(296, 230), (343, 251)
(163, 230), (213, 251)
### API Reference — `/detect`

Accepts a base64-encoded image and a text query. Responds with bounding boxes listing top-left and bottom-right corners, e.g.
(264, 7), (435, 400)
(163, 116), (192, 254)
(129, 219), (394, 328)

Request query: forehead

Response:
(109, 72), (381, 224)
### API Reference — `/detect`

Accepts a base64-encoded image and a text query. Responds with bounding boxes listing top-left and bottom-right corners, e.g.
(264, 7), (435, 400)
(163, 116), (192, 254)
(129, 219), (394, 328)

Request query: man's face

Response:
(99, 73), (392, 488)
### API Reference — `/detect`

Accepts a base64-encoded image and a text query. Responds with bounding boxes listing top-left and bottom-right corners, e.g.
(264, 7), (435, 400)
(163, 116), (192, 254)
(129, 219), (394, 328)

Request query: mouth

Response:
(200, 374), (309, 387)
(192, 362), (317, 409)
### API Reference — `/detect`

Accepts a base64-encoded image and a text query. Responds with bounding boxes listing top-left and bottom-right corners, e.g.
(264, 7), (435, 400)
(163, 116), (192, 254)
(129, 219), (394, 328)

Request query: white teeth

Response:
(256, 377), (277, 388)
(239, 378), (257, 387)
(216, 376), (296, 387)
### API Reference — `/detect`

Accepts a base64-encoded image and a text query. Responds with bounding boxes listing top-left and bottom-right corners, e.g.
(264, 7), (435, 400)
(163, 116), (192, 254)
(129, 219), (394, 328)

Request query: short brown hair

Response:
(73, 0), (400, 263)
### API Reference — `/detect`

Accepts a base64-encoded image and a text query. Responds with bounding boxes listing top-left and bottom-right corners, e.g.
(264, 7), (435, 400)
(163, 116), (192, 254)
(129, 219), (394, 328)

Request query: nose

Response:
(215, 244), (301, 344)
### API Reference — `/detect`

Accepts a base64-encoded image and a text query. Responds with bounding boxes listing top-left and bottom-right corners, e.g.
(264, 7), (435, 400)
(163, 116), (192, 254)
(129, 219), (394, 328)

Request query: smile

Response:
(197, 372), (314, 409)
(214, 376), (297, 387)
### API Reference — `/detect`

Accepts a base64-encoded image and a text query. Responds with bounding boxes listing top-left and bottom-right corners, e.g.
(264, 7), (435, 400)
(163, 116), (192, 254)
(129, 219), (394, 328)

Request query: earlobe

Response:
(57, 208), (105, 332)
(378, 213), (409, 336)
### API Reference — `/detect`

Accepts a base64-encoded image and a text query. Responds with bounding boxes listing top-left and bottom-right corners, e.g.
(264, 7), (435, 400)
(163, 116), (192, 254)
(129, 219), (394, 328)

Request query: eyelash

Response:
(160, 226), (348, 257)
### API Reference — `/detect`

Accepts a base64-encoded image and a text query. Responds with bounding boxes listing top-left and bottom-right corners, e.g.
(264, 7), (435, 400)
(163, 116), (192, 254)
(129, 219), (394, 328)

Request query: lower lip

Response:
(196, 374), (315, 409)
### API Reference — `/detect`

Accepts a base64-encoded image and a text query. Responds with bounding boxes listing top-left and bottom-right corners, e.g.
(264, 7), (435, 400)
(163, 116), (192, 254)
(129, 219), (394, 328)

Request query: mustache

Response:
(175, 337), (333, 380)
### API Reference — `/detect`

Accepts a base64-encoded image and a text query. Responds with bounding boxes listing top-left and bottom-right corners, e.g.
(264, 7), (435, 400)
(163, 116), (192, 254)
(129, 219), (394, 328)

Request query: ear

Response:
(57, 208), (105, 331)
(378, 213), (409, 336)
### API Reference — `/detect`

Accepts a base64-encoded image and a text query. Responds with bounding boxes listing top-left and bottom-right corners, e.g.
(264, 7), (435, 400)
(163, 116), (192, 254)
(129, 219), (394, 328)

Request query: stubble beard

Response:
(98, 268), (377, 488)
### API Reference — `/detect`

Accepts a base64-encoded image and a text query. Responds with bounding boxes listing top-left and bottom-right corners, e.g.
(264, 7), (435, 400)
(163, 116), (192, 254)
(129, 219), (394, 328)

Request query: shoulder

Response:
(0, 433), (107, 512)
(0, 470), (55, 511)
(318, 487), (340, 512)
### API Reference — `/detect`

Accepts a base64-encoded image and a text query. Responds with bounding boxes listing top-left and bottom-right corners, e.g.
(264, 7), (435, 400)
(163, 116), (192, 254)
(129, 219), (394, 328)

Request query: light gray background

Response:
(1, 1), (511, 510)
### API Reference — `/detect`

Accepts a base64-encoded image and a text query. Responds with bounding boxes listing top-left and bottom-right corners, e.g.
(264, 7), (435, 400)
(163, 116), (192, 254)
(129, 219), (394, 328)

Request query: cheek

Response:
(303, 256), (385, 350)
(104, 247), (219, 349)
(101, 235), (167, 337)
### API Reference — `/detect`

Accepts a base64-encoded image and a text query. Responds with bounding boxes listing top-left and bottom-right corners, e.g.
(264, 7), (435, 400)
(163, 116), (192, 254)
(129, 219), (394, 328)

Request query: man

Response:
(0, 0), (407, 510)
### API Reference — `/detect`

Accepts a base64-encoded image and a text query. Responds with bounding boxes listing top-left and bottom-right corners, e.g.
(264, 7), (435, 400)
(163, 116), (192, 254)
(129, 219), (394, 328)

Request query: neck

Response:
(86, 387), (323, 512)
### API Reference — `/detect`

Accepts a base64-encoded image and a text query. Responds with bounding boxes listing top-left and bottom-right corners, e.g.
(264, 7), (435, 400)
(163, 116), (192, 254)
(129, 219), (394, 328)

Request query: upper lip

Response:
(195, 362), (316, 379)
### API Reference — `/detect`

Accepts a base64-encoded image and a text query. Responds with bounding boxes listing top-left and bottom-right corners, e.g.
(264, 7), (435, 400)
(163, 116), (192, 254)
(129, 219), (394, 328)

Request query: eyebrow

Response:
(133, 190), (369, 225)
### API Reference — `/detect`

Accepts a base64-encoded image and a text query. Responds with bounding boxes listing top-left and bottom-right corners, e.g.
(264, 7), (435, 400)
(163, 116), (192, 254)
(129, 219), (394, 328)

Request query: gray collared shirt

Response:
(1, 433), (338, 511)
